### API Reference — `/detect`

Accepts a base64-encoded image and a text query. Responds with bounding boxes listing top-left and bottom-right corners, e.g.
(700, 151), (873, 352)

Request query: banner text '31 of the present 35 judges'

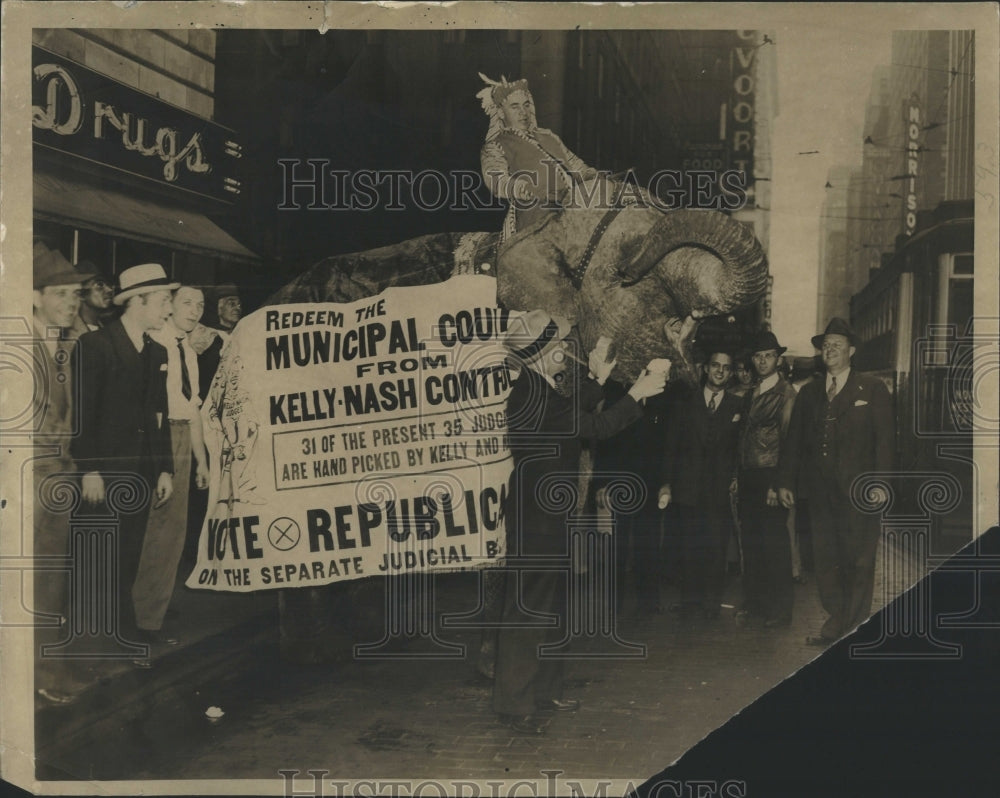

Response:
(187, 276), (514, 592)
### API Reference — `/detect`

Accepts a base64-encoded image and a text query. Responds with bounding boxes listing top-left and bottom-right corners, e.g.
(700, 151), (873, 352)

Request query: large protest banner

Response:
(186, 275), (514, 592)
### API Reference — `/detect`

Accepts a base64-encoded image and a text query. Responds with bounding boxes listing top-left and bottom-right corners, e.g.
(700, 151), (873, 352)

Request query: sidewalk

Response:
(35, 535), (930, 783)
(34, 575), (276, 780)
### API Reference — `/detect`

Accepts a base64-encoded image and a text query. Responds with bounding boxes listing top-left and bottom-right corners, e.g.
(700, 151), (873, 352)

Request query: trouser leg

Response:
(809, 488), (848, 637)
(493, 569), (566, 716)
(842, 505), (881, 633)
(133, 424), (192, 631)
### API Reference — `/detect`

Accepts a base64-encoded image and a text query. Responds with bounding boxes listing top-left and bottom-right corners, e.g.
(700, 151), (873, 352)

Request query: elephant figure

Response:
(493, 179), (769, 385)
(269, 190), (768, 387)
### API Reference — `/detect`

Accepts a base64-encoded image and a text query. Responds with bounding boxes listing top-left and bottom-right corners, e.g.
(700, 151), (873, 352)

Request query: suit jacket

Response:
(507, 367), (642, 554)
(778, 370), (893, 500)
(662, 385), (742, 508)
(71, 319), (173, 479)
(592, 381), (672, 503)
(31, 331), (75, 471)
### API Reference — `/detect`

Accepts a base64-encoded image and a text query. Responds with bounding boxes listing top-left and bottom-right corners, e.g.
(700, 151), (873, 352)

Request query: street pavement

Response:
(35, 535), (925, 785)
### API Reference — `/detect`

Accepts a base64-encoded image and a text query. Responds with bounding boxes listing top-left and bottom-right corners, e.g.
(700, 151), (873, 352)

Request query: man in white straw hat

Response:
(71, 263), (178, 667)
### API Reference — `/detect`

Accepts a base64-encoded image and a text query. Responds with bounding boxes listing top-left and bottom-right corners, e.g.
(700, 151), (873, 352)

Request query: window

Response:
(937, 252), (974, 334)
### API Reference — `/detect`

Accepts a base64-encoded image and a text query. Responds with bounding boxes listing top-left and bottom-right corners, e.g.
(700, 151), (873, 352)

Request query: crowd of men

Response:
(490, 313), (894, 735)
(31, 238), (895, 737)
(30, 241), (243, 704)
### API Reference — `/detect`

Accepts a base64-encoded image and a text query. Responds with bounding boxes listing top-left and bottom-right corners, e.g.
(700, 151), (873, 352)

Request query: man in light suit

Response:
(658, 350), (743, 619)
(778, 318), (894, 646)
(132, 285), (211, 646)
(72, 264), (177, 664)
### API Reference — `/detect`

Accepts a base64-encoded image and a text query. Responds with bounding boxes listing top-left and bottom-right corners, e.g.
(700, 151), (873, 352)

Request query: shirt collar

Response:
(32, 315), (62, 357)
(704, 385), (723, 404)
(827, 367), (851, 390)
(758, 372), (780, 394)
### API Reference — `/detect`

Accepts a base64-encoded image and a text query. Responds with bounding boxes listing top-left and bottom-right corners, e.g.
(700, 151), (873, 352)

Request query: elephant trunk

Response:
(619, 210), (769, 316)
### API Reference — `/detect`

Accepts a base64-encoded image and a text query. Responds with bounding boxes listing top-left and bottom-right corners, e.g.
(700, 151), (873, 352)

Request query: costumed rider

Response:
(479, 74), (599, 242)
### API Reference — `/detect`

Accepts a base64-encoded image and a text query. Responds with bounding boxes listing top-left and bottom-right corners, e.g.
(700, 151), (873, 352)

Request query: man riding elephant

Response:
(478, 74), (600, 242)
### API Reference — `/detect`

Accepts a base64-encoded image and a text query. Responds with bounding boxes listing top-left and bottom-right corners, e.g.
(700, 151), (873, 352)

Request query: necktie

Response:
(177, 337), (192, 401)
(827, 375), (837, 403)
(708, 391), (718, 413)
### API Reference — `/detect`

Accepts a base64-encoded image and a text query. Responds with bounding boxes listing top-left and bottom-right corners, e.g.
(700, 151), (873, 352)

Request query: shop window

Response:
(75, 228), (116, 275)
(33, 219), (74, 262)
(172, 250), (220, 291)
(113, 239), (174, 275)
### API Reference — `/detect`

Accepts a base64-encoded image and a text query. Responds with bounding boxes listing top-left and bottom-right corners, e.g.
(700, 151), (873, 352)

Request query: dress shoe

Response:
(763, 616), (792, 629)
(36, 687), (78, 706)
(499, 714), (546, 735)
(805, 635), (834, 647)
(131, 655), (153, 669)
(135, 628), (179, 646)
(535, 698), (580, 712)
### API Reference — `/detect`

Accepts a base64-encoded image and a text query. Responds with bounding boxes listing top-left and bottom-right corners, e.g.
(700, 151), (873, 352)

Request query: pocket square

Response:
(855, 399), (868, 407)
(732, 413), (741, 422)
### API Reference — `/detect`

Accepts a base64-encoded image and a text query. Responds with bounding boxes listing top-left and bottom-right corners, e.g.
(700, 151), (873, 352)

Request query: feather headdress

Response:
(477, 72), (532, 141)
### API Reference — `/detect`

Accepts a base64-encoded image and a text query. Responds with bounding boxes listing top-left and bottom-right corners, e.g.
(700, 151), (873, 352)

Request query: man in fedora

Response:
(71, 263), (177, 664)
(493, 310), (666, 734)
(737, 330), (798, 628)
(31, 242), (89, 703)
(778, 318), (893, 646)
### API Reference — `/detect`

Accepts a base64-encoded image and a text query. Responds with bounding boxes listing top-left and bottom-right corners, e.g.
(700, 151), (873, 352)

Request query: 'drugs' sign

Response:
(187, 276), (514, 592)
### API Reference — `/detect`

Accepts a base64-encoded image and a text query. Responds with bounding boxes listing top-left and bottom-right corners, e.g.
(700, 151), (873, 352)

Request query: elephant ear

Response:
(618, 210), (769, 317)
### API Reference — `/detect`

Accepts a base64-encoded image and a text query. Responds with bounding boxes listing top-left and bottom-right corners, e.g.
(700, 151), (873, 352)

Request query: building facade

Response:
(32, 28), (257, 290)
(843, 31), (976, 545)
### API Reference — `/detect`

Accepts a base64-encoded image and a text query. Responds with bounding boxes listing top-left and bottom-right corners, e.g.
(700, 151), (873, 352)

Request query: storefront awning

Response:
(33, 171), (258, 262)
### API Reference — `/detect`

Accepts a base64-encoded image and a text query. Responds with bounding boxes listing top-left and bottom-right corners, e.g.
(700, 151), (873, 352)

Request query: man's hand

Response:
(81, 472), (105, 505)
(628, 369), (667, 402)
(778, 487), (795, 509)
(194, 461), (210, 491)
(657, 484), (672, 510)
(765, 487), (780, 508)
(153, 473), (173, 509)
(588, 348), (617, 386)
(511, 178), (535, 202)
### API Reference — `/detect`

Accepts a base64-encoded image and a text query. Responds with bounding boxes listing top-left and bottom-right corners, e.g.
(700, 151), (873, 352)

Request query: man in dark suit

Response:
(592, 381), (672, 617)
(658, 350), (743, 619)
(494, 310), (666, 734)
(778, 318), (893, 646)
(72, 264), (177, 662)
